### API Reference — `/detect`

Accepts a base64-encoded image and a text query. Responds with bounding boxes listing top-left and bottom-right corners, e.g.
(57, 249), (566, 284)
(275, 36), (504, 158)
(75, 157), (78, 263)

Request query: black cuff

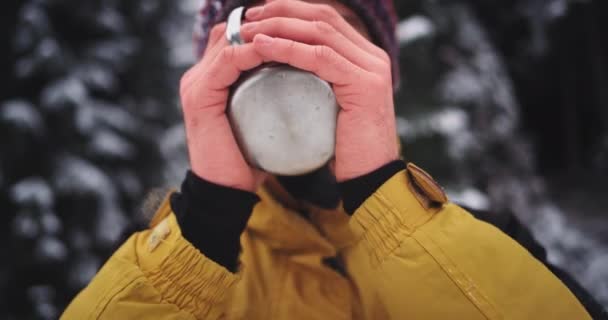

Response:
(170, 171), (260, 272)
(338, 160), (406, 215)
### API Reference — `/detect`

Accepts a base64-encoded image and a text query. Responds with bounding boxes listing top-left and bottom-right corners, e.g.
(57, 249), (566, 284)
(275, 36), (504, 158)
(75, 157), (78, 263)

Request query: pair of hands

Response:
(180, 0), (399, 192)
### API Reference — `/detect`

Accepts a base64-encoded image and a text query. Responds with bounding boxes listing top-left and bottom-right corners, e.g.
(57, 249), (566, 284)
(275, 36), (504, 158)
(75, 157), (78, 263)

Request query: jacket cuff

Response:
(170, 171), (260, 272)
(349, 165), (447, 264)
(136, 199), (239, 319)
(338, 160), (406, 215)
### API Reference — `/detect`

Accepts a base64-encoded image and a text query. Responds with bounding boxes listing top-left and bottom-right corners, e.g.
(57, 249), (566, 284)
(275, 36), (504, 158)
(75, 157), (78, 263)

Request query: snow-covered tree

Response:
(0, 0), (195, 318)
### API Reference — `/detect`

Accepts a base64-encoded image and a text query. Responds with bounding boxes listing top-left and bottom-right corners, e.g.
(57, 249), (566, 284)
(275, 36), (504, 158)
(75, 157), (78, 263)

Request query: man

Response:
(62, 0), (599, 319)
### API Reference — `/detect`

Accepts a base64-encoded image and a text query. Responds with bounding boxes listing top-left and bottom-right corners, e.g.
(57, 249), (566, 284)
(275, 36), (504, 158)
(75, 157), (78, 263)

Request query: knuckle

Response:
(379, 50), (391, 64)
(313, 45), (325, 59)
(314, 20), (335, 34)
(369, 74), (388, 91)
(209, 23), (226, 40)
(179, 70), (192, 96)
(266, 17), (285, 30)
(284, 40), (297, 63)
(275, 0), (290, 7)
(374, 58), (392, 78)
(179, 73), (201, 108)
(179, 87), (192, 108)
(382, 65), (393, 82)
(316, 4), (340, 23)
(268, 0), (288, 14)
(286, 39), (297, 52)
(367, 43), (390, 63)
(220, 46), (236, 61)
(315, 45), (333, 60)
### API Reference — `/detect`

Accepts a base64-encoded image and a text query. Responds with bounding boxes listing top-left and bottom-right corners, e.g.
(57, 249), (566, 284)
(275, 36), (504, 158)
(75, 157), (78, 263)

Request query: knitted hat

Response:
(193, 0), (399, 87)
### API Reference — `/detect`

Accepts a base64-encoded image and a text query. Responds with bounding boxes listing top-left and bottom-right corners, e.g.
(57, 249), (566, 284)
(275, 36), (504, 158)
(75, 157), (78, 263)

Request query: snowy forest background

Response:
(1, 0), (606, 318)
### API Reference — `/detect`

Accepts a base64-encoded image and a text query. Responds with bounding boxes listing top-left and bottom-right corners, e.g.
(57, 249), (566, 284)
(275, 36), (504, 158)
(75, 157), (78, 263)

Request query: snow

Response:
(395, 109), (469, 140)
(68, 253), (101, 290)
(0, 100), (44, 135)
(75, 100), (142, 137)
(138, 1), (162, 16)
(13, 23), (36, 53)
(41, 77), (88, 111)
(94, 206), (127, 246)
(10, 177), (54, 209)
(527, 203), (608, 304)
(1, 0), (189, 317)
(88, 101), (141, 134)
(160, 123), (189, 185)
(68, 228), (92, 251)
(113, 170), (143, 199)
(439, 65), (485, 105)
(395, 116), (412, 138)
(37, 37), (60, 60)
(28, 285), (57, 320)
(15, 56), (38, 79)
(397, 15), (435, 45)
(547, 0), (568, 19)
(447, 188), (491, 211)
(587, 255), (608, 303)
(164, 13), (197, 66)
(96, 7), (126, 33)
(74, 62), (118, 93)
(430, 108), (468, 136)
(35, 235), (68, 262)
(12, 212), (40, 239)
(86, 38), (139, 70)
(20, 2), (49, 29)
(52, 155), (115, 197)
(40, 211), (62, 235)
(50, 155), (128, 246)
(88, 129), (136, 160)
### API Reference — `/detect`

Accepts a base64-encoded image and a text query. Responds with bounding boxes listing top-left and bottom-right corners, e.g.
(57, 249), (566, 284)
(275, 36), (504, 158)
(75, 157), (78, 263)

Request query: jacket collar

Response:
(246, 179), (356, 256)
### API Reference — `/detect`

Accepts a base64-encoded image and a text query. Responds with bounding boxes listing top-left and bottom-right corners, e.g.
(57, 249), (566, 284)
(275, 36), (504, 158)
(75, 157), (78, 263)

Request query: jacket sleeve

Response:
(341, 164), (592, 320)
(61, 196), (239, 320)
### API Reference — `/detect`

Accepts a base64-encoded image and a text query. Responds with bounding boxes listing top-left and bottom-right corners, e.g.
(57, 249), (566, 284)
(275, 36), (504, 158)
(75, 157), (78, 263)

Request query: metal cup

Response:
(225, 6), (339, 176)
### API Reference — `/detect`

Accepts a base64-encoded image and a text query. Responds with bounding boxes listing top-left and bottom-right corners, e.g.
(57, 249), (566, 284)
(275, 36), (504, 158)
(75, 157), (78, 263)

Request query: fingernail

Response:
(245, 6), (263, 19)
(255, 34), (274, 45)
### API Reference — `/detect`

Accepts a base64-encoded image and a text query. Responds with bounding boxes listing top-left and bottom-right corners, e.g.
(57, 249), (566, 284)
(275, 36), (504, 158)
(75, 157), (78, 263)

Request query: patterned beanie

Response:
(193, 0), (400, 87)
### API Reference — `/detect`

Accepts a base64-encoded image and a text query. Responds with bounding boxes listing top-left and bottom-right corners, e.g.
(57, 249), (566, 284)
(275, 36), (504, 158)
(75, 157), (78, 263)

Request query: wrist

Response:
(191, 164), (256, 193)
(338, 160), (406, 214)
(171, 171), (260, 272)
(335, 148), (399, 182)
(335, 121), (400, 181)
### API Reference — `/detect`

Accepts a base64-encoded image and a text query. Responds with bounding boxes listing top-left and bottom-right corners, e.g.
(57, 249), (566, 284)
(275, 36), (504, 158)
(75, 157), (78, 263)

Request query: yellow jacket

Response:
(62, 165), (590, 319)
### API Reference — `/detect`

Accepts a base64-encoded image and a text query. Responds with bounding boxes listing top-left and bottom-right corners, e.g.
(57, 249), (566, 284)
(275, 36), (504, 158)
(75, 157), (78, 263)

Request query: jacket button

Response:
(406, 163), (448, 208)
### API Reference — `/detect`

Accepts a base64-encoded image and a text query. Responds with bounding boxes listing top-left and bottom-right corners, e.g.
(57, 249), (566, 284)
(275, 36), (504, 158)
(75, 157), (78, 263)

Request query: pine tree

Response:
(0, 0), (193, 318)
(394, 0), (608, 307)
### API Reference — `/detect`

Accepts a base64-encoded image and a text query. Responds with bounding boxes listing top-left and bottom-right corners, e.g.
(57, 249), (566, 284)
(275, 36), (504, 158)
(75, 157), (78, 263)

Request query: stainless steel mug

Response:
(225, 6), (339, 176)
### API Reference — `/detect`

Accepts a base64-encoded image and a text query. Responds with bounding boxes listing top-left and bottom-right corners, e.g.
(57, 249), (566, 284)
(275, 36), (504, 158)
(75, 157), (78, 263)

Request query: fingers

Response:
(205, 43), (267, 89)
(240, 17), (383, 71)
(208, 22), (228, 48)
(245, 0), (387, 61)
(182, 42), (266, 99)
(199, 23), (229, 60)
(182, 23), (229, 90)
(252, 34), (367, 87)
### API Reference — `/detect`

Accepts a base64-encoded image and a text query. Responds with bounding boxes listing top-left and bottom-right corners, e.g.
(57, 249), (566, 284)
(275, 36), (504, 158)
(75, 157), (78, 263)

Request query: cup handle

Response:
(226, 6), (245, 45)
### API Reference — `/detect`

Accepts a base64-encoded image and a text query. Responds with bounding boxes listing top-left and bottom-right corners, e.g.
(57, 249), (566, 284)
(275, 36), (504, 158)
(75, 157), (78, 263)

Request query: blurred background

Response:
(0, 0), (606, 318)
